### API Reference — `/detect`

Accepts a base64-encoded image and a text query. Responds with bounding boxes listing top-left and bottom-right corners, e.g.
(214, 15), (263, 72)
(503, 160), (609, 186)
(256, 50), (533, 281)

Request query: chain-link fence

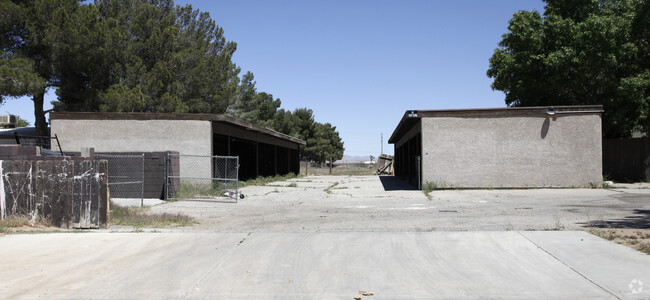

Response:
(166, 154), (240, 202)
(96, 153), (144, 206)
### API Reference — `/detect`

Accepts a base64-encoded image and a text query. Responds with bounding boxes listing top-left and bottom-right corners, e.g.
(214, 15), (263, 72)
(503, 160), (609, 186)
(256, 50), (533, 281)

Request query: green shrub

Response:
(422, 181), (436, 199)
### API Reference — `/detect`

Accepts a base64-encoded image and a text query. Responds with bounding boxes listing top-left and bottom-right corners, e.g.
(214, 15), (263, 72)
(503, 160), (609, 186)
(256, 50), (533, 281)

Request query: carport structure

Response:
(388, 106), (603, 189)
(50, 112), (305, 180)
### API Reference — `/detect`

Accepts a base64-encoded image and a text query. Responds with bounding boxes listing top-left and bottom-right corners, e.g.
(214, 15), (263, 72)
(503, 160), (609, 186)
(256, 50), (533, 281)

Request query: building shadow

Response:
(579, 209), (650, 229)
(379, 176), (418, 191)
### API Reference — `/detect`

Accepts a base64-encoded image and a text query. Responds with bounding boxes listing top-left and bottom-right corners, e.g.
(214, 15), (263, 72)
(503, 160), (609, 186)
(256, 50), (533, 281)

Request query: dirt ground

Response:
(588, 228), (650, 254)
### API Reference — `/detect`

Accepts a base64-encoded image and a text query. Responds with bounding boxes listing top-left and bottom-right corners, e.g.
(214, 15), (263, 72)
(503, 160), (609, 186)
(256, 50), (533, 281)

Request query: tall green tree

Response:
(227, 71), (281, 126)
(487, 0), (650, 138)
(307, 122), (344, 165)
(0, 0), (80, 136)
(290, 107), (316, 142)
(227, 71), (257, 119)
(52, 0), (241, 114)
(1, 0), (347, 157)
(271, 108), (344, 164)
(270, 108), (296, 137)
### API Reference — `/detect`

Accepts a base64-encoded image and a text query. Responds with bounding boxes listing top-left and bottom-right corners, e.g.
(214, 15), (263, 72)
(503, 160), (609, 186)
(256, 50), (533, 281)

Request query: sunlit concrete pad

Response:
(0, 231), (648, 299)
(151, 176), (650, 232)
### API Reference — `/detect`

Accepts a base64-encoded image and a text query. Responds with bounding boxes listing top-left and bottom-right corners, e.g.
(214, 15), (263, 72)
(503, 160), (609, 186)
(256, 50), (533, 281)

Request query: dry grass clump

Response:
(240, 173), (299, 187)
(0, 215), (57, 234)
(110, 202), (197, 228)
(589, 228), (650, 255)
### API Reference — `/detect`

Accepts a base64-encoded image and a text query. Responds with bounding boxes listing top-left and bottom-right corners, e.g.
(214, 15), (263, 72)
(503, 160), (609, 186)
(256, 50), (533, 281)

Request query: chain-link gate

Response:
(166, 154), (241, 202)
(96, 153), (145, 207)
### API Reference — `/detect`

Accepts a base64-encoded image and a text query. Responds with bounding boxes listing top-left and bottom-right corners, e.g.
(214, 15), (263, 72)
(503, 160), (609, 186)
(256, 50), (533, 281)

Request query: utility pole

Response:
(381, 133), (383, 155)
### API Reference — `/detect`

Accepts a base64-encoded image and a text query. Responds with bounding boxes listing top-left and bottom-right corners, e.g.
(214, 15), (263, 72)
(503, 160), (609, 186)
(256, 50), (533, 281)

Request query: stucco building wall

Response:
(50, 113), (305, 180)
(52, 119), (212, 155)
(52, 118), (212, 178)
(420, 114), (602, 188)
(390, 106), (603, 188)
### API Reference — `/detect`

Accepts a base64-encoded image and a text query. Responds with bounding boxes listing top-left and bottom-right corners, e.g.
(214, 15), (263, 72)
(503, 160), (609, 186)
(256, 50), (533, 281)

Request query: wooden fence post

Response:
(329, 157), (332, 175)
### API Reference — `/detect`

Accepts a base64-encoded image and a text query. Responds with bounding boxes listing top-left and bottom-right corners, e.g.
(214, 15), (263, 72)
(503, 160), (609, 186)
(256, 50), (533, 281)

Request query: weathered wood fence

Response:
(0, 159), (108, 229)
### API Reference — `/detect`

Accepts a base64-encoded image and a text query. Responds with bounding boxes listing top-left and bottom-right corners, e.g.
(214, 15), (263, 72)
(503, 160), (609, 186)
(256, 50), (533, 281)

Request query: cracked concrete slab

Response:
(149, 176), (650, 232)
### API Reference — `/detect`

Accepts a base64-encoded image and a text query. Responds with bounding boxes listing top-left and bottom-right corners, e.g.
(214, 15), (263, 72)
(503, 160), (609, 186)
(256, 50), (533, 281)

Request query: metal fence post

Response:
(54, 134), (63, 155)
(165, 152), (169, 200)
(236, 157), (240, 199)
(416, 156), (421, 190)
(141, 153), (145, 207)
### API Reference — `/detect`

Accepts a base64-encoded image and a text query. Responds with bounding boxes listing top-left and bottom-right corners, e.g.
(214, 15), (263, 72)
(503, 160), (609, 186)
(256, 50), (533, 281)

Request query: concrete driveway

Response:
(1, 231), (649, 299)
(1, 176), (649, 299)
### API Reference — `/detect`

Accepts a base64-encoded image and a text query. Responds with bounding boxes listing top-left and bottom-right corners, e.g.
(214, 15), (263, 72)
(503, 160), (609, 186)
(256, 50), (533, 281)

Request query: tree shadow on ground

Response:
(580, 209), (650, 229)
(379, 176), (418, 191)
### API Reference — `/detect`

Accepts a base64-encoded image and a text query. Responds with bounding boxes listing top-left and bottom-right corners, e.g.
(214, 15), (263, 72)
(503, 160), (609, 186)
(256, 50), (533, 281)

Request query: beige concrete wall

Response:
(421, 114), (602, 188)
(51, 119), (212, 177)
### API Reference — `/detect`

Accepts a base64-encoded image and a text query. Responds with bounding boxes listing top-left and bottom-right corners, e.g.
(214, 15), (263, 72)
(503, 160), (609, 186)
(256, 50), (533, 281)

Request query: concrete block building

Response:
(388, 106), (603, 188)
(50, 112), (305, 180)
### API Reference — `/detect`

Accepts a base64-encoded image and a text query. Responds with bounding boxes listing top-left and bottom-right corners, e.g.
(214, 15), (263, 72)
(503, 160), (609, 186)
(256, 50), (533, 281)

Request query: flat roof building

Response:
(388, 105), (603, 188)
(50, 112), (306, 180)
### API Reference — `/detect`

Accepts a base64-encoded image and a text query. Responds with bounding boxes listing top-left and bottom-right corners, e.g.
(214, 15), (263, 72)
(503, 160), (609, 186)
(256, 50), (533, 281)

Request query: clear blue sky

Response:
(4, 0), (546, 157)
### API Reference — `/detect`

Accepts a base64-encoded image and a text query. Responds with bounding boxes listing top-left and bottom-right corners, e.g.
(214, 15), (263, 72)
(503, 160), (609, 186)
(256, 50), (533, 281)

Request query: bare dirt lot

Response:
(147, 175), (650, 233)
